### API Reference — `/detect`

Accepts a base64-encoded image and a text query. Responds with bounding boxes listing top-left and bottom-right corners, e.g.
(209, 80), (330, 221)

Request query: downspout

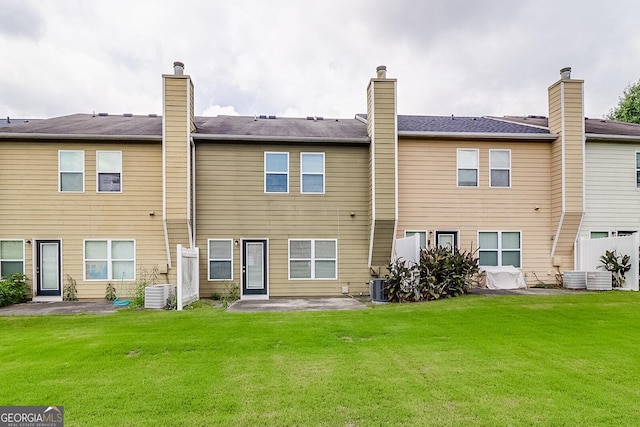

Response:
(190, 136), (196, 249)
(162, 77), (172, 270)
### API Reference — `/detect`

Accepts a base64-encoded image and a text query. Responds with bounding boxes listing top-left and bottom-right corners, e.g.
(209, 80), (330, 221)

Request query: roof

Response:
(494, 116), (640, 137)
(0, 117), (41, 128)
(356, 114), (550, 134)
(193, 115), (368, 142)
(0, 113), (162, 138)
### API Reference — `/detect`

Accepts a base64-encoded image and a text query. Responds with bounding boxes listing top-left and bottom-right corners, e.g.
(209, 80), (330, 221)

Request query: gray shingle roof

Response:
(493, 116), (640, 137)
(0, 113), (162, 136)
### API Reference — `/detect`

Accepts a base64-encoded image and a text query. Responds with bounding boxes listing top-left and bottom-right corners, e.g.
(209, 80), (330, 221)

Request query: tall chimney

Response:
(173, 61), (185, 76)
(376, 65), (387, 79)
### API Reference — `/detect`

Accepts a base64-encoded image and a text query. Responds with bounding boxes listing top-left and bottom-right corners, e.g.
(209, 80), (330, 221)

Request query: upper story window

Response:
(84, 239), (135, 280)
(457, 149), (479, 187)
(97, 151), (122, 192)
(490, 149), (511, 188)
(0, 240), (24, 278)
(478, 231), (521, 268)
(59, 150), (84, 192)
(208, 239), (233, 281)
(301, 153), (325, 194)
(265, 152), (289, 193)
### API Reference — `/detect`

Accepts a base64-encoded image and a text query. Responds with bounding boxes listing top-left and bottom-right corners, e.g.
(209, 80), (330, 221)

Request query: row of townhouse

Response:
(1, 63), (640, 301)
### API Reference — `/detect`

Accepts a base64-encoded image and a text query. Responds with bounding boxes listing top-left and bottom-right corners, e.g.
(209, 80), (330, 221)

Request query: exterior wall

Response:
(548, 77), (585, 269)
(397, 138), (556, 282)
(0, 140), (167, 298)
(580, 141), (640, 237)
(367, 77), (397, 267)
(195, 141), (371, 297)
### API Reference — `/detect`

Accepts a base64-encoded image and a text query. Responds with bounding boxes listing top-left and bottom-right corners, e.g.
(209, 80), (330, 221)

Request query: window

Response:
(636, 152), (640, 188)
(289, 239), (337, 279)
(84, 239), (135, 280)
(208, 239), (233, 280)
(97, 151), (122, 192)
(457, 149), (478, 187)
(490, 149), (511, 188)
(59, 150), (84, 192)
(478, 231), (521, 268)
(590, 231), (609, 239)
(264, 152), (288, 193)
(405, 231), (427, 249)
(436, 231), (458, 251)
(0, 240), (24, 278)
(301, 153), (325, 193)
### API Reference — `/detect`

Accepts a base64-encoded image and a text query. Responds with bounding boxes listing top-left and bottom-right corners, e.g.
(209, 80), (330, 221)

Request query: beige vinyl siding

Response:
(562, 81), (584, 213)
(0, 140), (166, 298)
(195, 142), (370, 297)
(398, 138), (555, 279)
(163, 76), (190, 220)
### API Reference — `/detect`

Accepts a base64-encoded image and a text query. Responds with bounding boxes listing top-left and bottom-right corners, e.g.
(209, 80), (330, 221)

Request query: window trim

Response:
(636, 151), (640, 189)
(478, 231), (522, 268)
(208, 239), (233, 281)
(435, 230), (459, 251)
(0, 239), (25, 278)
(404, 230), (428, 249)
(489, 149), (511, 188)
(83, 239), (135, 281)
(300, 152), (325, 194)
(457, 148), (479, 187)
(96, 150), (123, 193)
(264, 152), (289, 193)
(59, 150), (85, 193)
(288, 239), (338, 280)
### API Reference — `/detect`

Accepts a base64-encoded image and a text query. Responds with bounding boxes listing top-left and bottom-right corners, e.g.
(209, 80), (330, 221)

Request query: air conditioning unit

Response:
(563, 271), (586, 289)
(370, 279), (388, 303)
(586, 271), (612, 291)
(144, 284), (176, 309)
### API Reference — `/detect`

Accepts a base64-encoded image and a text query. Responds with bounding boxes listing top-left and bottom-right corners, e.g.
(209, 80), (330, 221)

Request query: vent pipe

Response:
(173, 61), (185, 76)
(560, 67), (571, 80)
(376, 65), (387, 79)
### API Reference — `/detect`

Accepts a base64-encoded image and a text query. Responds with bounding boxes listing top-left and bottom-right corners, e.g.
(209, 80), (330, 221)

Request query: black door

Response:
(36, 240), (61, 296)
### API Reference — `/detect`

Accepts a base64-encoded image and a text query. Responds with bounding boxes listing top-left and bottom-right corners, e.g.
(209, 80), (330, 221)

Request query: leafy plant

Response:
(0, 273), (29, 307)
(220, 282), (240, 308)
(387, 246), (480, 303)
(105, 283), (117, 301)
(63, 275), (78, 301)
(129, 265), (160, 308)
(598, 249), (631, 288)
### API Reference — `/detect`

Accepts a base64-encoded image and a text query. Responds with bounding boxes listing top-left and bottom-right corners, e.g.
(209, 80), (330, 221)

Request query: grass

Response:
(1, 292), (640, 426)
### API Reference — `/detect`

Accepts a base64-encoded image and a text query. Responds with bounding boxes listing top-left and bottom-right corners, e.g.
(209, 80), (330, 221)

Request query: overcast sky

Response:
(2, 0), (639, 120)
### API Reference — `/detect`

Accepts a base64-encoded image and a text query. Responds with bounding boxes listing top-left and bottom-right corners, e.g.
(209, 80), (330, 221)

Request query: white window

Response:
(636, 152), (640, 188)
(478, 231), (521, 268)
(208, 239), (233, 280)
(0, 240), (24, 278)
(84, 239), (135, 280)
(97, 151), (122, 192)
(590, 231), (609, 239)
(289, 239), (337, 280)
(301, 153), (325, 193)
(490, 149), (511, 188)
(457, 149), (479, 187)
(405, 231), (427, 249)
(265, 152), (288, 193)
(59, 150), (84, 192)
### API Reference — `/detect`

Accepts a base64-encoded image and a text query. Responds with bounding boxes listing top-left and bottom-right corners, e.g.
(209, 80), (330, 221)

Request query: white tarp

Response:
(482, 266), (527, 289)
(392, 234), (420, 266)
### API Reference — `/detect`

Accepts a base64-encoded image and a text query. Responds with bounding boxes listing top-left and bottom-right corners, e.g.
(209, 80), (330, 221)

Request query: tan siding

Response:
(196, 143), (371, 297)
(398, 138), (556, 280)
(0, 141), (167, 298)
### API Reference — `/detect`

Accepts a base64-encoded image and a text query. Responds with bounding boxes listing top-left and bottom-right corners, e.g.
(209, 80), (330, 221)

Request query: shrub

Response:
(387, 246), (480, 303)
(105, 283), (117, 301)
(63, 275), (78, 301)
(598, 249), (631, 287)
(0, 273), (29, 307)
(129, 265), (160, 308)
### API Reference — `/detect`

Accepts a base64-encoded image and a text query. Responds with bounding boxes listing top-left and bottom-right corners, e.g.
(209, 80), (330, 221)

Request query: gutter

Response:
(0, 133), (161, 141)
(398, 131), (558, 140)
(586, 133), (640, 142)
(193, 134), (370, 144)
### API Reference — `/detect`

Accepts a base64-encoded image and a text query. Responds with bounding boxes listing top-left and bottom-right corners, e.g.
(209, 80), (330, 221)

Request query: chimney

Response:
(560, 66), (571, 80)
(173, 61), (185, 76)
(376, 65), (387, 79)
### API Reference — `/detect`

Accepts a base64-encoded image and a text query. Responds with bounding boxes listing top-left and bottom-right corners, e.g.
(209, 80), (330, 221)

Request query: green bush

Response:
(387, 246), (480, 303)
(0, 273), (29, 307)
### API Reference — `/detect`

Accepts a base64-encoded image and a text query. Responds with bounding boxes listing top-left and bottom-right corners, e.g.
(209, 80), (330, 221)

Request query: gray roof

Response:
(0, 113), (162, 137)
(0, 117), (41, 128)
(494, 116), (640, 137)
(194, 115), (368, 141)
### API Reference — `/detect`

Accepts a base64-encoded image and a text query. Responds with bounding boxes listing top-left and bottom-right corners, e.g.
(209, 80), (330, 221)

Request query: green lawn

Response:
(1, 292), (639, 426)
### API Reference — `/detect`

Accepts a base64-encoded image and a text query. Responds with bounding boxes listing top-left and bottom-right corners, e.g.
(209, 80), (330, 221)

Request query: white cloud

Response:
(201, 105), (240, 117)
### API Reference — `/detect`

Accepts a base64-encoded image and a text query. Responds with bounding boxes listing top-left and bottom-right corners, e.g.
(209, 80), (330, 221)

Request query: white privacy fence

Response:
(392, 234), (421, 266)
(575, 234), (639, 291)
(177, 244), (200, 310)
